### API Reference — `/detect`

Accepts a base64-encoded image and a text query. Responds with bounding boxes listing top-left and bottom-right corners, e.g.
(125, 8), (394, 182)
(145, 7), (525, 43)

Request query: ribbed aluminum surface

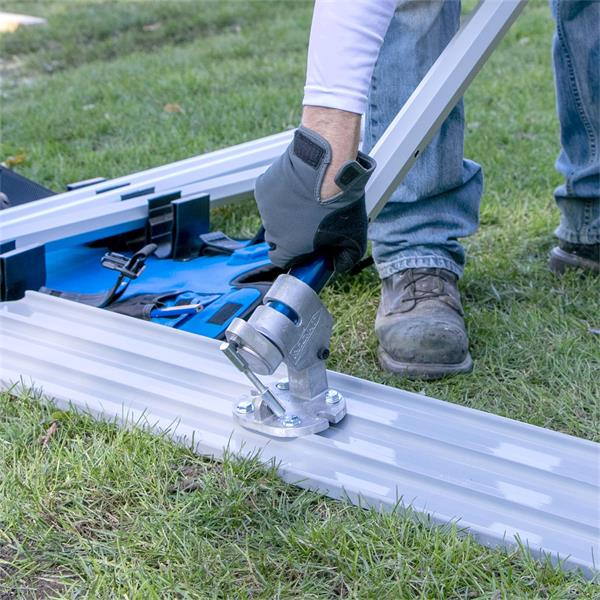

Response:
(0, 292), (597, 577)
(1, 130), (291, 236)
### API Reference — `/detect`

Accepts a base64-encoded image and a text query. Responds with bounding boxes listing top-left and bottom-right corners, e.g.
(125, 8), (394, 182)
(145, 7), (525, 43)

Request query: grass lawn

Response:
(1, 0), (598, 597)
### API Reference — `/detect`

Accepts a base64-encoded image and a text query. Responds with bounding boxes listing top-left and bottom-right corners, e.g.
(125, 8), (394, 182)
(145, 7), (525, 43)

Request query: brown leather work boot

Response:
(549, 240), (599, 275)
(375, 268), (473, 380)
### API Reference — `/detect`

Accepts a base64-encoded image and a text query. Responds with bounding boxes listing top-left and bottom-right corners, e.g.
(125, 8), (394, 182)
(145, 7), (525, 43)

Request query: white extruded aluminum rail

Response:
(0, 137), (288, 247)
(366, 0), (526, 217)
(4, 130), (292, 220)
(1, 292), (598, 578)
(1, 166), (266, 248)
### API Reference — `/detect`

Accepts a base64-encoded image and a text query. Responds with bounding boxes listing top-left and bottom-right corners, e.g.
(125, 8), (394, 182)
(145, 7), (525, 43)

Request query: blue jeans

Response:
(365, 0), (600, 279)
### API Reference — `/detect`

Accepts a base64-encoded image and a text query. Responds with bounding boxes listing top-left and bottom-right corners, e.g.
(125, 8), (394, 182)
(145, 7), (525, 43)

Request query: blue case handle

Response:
(267, 256), (333, 324)
(289, 256), (332, 292)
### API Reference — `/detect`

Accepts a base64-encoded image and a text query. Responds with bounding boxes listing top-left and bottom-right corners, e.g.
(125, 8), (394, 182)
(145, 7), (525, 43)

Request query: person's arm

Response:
(303, 0), (397, 197)
(255, 1), (397, 272)
(304, 0), (398, 115)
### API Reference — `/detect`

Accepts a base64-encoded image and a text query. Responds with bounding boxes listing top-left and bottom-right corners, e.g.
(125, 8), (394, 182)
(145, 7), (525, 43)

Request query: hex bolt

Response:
(317, 348), (330, 360)
(236, 399), (255, 414)
(276, 378), (289, 391)
(281, 414), (301, 428)
(325, 389), (343, 405)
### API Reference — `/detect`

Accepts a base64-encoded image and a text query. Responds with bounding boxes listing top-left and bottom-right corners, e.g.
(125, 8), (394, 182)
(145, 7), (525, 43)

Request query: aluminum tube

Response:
(6, 165), (267, 248)
(366, 0), (527, 218)
(5, 130), (292, 219)
(0, 135), (287, 242)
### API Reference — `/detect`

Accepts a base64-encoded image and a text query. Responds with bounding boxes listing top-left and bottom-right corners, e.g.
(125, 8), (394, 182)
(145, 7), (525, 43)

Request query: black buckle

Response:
(101, 252), (146, 279)
(101, 243), (157, 280)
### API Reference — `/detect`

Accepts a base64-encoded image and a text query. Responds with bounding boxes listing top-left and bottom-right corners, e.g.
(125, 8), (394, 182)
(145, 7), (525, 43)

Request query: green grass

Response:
(1, 0), (598, 597)
(1, 389), (595, 599)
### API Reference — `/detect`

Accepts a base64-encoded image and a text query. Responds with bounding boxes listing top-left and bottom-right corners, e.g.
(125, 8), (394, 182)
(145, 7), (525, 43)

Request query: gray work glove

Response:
(255, 125), (376, 273)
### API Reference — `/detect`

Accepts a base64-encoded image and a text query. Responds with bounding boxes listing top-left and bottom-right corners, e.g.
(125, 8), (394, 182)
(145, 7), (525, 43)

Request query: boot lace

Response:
(402, 271), (449, 304)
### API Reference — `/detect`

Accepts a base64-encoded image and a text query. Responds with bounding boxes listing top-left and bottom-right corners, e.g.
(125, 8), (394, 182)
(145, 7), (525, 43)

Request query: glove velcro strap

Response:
(293, 129), (327, 169)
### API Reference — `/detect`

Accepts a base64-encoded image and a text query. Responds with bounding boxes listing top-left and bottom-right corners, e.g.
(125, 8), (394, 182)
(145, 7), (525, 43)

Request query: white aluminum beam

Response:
(2, 165), (266, 248)
(1, 292), (597, 578)
(5, 130), (292, 220)
(0, 137), (289, 247)
(367, 0), (526, 217)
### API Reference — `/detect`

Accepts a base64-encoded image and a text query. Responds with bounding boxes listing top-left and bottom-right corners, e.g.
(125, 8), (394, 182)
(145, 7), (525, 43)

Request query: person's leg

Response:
(548, 0), (600, 274)
(364, 0), (482, 379)
(364, 0), (482, 280)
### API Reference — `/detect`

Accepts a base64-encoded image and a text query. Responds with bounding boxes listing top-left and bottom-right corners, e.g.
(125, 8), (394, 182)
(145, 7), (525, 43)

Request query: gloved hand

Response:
(255, 125), (376, 273)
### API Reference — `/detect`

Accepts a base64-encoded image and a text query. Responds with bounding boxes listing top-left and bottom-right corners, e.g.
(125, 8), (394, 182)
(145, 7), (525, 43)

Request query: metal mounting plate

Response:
(233, 385), (346, 438)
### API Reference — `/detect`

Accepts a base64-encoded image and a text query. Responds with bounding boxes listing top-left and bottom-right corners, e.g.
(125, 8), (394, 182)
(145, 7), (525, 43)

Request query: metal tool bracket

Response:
(253, 275), (333, 372)
(223, 274), (345, 437)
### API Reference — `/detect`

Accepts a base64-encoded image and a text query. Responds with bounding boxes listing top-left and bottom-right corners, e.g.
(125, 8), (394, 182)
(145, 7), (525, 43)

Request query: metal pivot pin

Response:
(220, 341), (285, 417)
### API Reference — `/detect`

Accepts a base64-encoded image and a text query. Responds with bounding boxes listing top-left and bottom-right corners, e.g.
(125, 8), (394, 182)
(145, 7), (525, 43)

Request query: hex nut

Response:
(281, 415), (301, 427)
(236, 399), (255, 414)
(325, 389), (343, 404)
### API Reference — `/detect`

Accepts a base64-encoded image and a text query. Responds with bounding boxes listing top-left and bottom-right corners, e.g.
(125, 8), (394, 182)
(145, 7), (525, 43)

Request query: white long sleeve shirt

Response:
(303, 0), (399, 115)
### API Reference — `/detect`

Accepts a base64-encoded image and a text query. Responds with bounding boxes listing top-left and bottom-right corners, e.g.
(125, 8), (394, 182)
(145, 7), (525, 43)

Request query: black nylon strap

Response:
(199, 231), (245, 255)
(107, 291), (183, 319)
(41, 244), (157, 309)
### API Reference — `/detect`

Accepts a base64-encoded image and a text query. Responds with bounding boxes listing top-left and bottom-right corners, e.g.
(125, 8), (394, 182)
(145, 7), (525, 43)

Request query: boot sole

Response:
(549, 247), (600, 275)
(378, 347), (474, 381)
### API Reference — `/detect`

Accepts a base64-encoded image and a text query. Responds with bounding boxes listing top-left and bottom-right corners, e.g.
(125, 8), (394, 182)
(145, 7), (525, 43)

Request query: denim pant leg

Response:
(365, 0), (483, 280)
(550, 0), (600, 244)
